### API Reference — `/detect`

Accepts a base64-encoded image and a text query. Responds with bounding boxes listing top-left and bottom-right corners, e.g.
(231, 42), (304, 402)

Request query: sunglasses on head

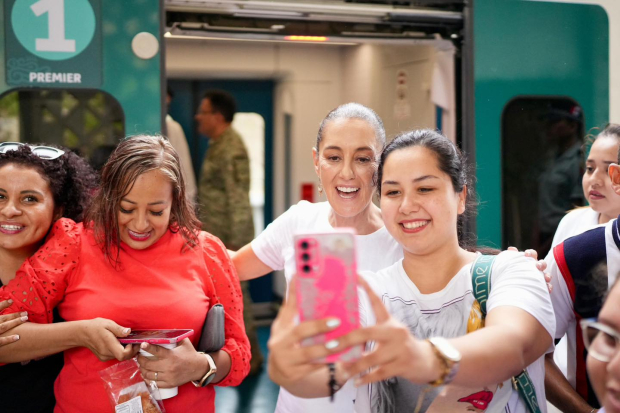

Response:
(0, 142), (65, 160)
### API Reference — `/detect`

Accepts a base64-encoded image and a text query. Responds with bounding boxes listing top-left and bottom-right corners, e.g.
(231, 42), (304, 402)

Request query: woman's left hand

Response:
(336, 278), (440, 387)
(137, 339), (208, 388)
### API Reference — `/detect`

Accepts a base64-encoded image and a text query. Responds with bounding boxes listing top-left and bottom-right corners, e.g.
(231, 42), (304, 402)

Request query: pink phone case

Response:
(294, 230), (361, 363)
(118, 329), (194, 344)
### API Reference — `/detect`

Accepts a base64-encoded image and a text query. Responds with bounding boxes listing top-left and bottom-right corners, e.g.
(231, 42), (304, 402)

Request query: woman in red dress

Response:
(0, 135), (250, 413)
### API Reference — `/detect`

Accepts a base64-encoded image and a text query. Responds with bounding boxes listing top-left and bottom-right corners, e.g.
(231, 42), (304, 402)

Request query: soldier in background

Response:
(196, 90), (263, 375)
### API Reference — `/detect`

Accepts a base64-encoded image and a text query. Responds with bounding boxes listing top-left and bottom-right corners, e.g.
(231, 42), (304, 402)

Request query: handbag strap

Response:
(470, 254), (542, 413)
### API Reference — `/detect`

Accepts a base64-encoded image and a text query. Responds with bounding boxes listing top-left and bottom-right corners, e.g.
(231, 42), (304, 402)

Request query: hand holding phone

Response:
(120, 329), (193, 400)
(118, 329), (194, 345)
(294, 230), (361, 363)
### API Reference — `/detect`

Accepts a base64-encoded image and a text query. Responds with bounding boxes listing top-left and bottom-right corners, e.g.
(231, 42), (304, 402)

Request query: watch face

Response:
(432, 337), (462, 362)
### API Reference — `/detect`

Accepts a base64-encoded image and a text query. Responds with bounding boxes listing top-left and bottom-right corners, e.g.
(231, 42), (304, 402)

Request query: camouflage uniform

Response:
(199, 127), (255, 249)
(198, 126), (263, 374)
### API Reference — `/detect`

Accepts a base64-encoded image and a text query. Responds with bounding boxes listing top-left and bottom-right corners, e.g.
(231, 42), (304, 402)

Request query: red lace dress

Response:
(0, 218), (250, 413)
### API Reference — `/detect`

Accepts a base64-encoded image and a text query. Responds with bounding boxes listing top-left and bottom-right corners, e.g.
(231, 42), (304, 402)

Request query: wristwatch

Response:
(192, 352), (217, 387)
(426, 337), (461, 387)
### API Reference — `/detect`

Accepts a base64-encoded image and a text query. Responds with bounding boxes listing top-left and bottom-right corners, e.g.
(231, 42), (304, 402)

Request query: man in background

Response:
(166, 87), (197, 200)
(537, 102), (585, 256)
(196, 90), (263, 375)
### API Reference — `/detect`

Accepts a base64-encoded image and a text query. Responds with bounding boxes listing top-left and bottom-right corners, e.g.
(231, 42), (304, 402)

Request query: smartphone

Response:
(294, 230), (362, 363)
(118, 329), (194, 345)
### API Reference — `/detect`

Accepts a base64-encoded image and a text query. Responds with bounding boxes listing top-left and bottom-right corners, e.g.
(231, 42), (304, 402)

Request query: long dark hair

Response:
(0, 145), (97, 222)
(85, 135), (201, 266)
(378, 129), (496, 253)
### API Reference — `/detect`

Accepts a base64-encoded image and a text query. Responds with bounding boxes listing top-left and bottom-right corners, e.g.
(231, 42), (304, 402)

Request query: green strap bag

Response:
(470, 254), (542, 413)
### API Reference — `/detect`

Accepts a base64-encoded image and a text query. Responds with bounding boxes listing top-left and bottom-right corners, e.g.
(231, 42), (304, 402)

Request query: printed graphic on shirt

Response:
(367, 294), (511, 413)
(458, 389), (495, 411)
(426, 385), (503, 413)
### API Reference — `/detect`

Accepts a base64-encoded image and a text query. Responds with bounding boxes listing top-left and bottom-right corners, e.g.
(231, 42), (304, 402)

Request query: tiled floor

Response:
(215, 326), (279, 413)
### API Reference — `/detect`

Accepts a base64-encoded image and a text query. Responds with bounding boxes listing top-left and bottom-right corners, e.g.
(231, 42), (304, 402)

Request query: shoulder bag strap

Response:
(470, 254), (542, 413)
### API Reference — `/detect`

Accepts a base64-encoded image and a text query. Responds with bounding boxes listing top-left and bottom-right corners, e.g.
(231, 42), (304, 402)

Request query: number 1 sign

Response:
(31, 0), (77, 53)
(4, 0), (102, 87)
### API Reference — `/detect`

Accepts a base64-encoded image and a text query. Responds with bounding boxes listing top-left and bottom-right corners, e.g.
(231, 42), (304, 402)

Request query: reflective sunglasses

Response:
(580, 318), (620, 363)
(0, 142), (65, 160)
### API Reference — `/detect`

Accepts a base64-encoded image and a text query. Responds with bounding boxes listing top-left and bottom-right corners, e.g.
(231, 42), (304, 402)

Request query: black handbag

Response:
(197, 303), (225, 353)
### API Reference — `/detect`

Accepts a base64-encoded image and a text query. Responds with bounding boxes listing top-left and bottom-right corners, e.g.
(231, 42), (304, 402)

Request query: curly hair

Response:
(0, 144), (98, 222)
(85, 135), (201, 267)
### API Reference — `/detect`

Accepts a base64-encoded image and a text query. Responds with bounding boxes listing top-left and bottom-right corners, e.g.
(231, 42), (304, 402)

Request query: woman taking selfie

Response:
(0, 136), (250, 413)
(0, 143), (97, 413)
(233, 103), (547, 413)
(268, 130), (555, 413)
(232, 103), (403, 412)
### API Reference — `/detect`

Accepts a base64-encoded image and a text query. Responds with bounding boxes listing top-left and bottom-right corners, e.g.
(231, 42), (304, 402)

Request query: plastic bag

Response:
(99, 359), (166, 413)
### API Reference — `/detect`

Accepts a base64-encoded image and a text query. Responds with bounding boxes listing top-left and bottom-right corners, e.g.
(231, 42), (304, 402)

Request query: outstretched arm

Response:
(339, 279), (551, 388)
(232, 244), (274, 281)
(0, 318), (138, 363)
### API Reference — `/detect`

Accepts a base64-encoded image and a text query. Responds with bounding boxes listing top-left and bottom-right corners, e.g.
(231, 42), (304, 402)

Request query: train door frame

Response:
(164, 0), (474, 234)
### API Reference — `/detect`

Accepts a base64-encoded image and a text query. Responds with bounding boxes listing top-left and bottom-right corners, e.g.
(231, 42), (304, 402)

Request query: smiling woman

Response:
(230, 103), (405, 413)
(268, 130), (555, 413)
(0, 143), (98, 413)
(0, 164), (56, 252)
(0, 135), (250, 413)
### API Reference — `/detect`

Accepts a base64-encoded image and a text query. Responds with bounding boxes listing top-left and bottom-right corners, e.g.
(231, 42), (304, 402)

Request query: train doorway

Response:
(167, 78), (275, 304)
(165, 0), (468, 301)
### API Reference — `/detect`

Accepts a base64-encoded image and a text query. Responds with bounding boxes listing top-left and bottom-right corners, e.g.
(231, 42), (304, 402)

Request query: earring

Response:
(318, 182), (323, 195)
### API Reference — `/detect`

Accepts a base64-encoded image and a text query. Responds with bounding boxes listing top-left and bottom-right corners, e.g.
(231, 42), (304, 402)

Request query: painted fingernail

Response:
(13, 335), (19, 341)
(20, 316), (28, 322)
(123, 328), (131, 334)
(325, 340), (339, 350)
(20, 312), (27, 317)
(140, 342), (148, 349)
(326, 319), (341, 329)
(7, 299), (13, 304)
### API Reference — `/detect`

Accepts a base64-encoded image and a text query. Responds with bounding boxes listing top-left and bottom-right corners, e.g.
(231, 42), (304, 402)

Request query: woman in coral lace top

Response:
(0, 135), (250, 413)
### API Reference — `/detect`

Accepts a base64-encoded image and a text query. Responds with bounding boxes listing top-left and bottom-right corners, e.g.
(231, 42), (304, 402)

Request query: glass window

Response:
(0, 89), (124, 170)
(502, 97), (585, 256)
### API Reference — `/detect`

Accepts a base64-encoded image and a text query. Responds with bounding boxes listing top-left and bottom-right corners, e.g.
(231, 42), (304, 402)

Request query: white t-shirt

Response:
(550, 207), (600, 249)
(251, 201), (403, 413)
(547, 219), (620, 389)
(545, 207), (600, 378)
(355, 251), (555, 413)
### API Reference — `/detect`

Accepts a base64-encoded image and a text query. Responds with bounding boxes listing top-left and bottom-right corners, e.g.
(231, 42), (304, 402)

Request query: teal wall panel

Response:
(0, 0), (163, 135)
(100, 0), (163, 134)
(474, 0), (609, 247)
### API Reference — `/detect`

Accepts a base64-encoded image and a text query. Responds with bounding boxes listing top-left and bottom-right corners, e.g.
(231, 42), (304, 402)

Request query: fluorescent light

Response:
(284, 35), (328, 42)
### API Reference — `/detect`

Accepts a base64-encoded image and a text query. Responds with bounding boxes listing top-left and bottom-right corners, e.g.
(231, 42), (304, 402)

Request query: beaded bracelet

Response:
(327, 363), (341, 402)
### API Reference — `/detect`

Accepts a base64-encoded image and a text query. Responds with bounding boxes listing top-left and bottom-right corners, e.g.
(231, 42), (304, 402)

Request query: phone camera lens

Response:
(300, 241), (309, 249)
(301, 253), (310, 261)
(302, 265), (311, 273)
